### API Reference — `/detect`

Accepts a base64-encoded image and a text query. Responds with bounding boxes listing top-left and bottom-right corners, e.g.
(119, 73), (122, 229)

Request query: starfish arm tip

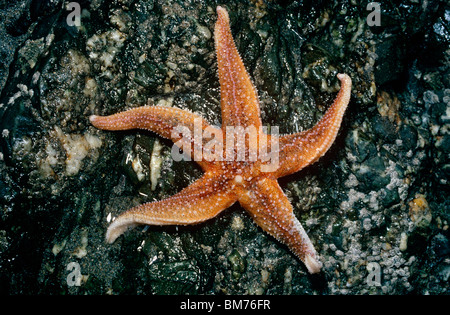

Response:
(216, 6), (230, 26)
(216, 6), (226, 15)
(105, 215), (137, 244)
(89, 115), (98, 123)
(304, 254), (323, 274)
(337, 73), (351, 86)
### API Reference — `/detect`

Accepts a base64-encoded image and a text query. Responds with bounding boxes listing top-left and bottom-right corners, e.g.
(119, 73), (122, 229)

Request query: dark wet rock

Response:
(355, 155), (390, 191)
(371, 115), (397, 144)
(398, 124), (418, 152)
(228, 249), (246, 280)
(430, 233), (450, 258)
(0, 0), (449, 295)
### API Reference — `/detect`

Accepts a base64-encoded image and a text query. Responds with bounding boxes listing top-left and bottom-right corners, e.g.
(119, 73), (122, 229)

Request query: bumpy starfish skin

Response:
(90, 6), (351, 274)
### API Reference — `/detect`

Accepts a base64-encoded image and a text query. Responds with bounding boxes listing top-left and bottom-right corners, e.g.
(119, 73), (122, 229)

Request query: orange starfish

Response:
(90, 6), (351, 274)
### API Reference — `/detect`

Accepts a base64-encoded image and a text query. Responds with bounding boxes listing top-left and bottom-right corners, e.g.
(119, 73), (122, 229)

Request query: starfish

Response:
(90, 6), (351, 274)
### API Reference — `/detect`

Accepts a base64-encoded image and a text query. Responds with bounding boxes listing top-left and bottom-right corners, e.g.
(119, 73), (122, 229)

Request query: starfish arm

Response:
(106, 173), (236, 243)
(90, 106), (214, 138)
(215, 6), (262, 130)
(90, 106), (221, 169)
(274, 73), (352, 178)
(238, 177), (322, 273)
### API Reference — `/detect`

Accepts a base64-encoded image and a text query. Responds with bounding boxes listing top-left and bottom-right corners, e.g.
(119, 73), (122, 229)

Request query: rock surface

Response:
(0, 0), (448, 294)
